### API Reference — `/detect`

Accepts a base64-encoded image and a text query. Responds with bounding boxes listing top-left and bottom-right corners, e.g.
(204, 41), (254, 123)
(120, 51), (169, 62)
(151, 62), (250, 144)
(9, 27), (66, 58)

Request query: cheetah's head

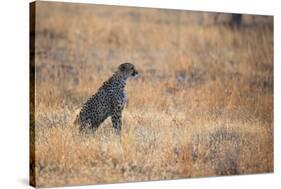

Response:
(118, 63), (138, 79)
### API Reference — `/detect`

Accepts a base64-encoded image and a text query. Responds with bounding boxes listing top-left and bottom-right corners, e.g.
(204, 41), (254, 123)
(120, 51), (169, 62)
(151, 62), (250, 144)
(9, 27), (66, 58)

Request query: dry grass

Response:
(30, 2), (273, 187)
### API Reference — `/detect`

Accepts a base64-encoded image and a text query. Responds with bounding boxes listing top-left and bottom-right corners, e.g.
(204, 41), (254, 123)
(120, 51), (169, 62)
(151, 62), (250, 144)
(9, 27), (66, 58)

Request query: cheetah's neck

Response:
(102, 72), (127, 90)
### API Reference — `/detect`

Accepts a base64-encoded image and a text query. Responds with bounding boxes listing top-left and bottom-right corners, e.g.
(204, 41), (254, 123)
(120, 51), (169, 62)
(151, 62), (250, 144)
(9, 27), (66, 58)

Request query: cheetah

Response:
(76, 63), (138, 135)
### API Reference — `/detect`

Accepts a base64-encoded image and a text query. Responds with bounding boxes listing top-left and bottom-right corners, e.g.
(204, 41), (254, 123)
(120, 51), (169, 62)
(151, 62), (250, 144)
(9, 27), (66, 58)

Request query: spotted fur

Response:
(76, 63), (138, 135)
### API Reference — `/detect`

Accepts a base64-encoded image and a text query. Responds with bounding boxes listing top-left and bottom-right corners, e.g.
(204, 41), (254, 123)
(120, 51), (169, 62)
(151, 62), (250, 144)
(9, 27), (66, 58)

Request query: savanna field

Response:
(30, 2), (273, 187)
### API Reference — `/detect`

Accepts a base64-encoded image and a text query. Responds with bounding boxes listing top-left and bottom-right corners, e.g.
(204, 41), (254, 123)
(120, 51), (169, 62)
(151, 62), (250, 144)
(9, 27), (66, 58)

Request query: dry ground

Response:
(30, 2), (273, 187)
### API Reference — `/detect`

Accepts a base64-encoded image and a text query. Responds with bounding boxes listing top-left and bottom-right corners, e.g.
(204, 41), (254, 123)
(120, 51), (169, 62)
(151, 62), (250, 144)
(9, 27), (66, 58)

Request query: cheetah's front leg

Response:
(111, 111), (122, 135)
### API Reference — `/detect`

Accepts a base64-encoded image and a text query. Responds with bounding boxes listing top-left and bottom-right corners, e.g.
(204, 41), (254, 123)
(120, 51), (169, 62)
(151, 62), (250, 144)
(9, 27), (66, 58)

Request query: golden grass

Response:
(31, 2), (273, 187)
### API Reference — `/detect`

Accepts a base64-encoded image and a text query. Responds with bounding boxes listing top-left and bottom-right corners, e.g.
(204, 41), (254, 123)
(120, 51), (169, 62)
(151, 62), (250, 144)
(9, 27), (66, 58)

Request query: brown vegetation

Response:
(30, 2), (273, 187)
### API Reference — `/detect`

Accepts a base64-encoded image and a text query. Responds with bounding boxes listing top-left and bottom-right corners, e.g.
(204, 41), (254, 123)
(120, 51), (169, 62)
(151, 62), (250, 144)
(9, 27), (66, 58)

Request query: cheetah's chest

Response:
(123, 92), (128, 107)
(114, 90), (128, 108)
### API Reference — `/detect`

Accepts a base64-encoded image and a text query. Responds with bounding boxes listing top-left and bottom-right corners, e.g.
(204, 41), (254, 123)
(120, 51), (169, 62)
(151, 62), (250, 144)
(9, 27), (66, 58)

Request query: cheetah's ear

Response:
(118, 64), (126, 71)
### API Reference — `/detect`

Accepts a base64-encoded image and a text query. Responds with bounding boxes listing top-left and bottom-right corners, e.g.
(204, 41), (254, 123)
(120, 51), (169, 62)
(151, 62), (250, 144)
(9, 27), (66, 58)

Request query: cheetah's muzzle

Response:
(76, 62), (138, 135)
(131, 70), (138, 77)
